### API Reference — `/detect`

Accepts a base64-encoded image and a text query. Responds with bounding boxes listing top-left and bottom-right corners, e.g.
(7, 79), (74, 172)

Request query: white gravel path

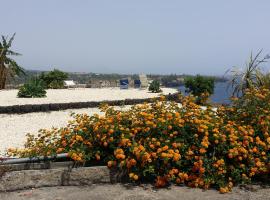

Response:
(0, 87), (177, 155)
(0, 88), (177, 106)
(0, 107), (131, 155)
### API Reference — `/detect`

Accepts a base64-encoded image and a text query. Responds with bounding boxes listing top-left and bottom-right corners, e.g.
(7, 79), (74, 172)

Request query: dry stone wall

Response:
(0, 93), (179, 114)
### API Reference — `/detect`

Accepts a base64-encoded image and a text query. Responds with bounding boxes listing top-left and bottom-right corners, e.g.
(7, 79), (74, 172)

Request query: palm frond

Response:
(1, 36), (7, 47)
(6, 50), (21, 56)
(7, 33), (16, 48)
(4, 57), (25, 76)
(227, 50), (270, 97)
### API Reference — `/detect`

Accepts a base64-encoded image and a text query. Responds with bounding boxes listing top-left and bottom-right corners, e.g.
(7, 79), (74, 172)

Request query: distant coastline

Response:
(8, 69), (228, 88)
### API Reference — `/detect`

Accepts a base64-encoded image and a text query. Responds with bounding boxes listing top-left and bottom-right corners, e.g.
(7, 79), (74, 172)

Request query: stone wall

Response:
(0, 93), (180, 114)
(0, 166), (112, 192)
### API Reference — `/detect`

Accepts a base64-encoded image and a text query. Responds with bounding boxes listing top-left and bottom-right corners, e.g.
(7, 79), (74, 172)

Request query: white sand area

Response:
(0, 87), (177, 106)
(0, 107), (127, 155)
(0, 87), (177, 155)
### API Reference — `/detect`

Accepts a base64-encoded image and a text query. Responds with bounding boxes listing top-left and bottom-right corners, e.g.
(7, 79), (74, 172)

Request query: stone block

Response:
(67, 166), (110, 186)
(0, 169), (63, 191)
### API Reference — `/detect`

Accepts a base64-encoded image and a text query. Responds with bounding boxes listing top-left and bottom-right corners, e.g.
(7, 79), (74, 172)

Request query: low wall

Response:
(0, 93), (180, 114)
(0, 166), (113, 192)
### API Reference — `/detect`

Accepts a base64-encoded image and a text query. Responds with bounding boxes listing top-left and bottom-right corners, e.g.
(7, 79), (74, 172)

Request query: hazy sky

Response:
(1, 0), (270, 75)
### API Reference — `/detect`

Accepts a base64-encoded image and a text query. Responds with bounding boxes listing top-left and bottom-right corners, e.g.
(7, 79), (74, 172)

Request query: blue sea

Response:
(178, 82), (232, 104)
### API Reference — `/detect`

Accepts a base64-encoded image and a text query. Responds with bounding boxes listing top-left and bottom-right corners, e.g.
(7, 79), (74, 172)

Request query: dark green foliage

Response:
(184, 75), (215, 96)
(184, 75), (214, 104)
(148, 80), (162, 93)
(39, 69), (68, 89)
(17, 78), (46, 98)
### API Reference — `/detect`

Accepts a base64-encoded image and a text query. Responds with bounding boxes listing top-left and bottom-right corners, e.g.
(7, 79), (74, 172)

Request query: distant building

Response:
(139, 74), (149, 88)
(88, 79), (118, 88)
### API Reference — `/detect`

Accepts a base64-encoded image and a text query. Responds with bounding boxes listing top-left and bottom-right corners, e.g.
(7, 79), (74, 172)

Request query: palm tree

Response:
(0, 33), (25, 89)
(227, 50), (270, 97)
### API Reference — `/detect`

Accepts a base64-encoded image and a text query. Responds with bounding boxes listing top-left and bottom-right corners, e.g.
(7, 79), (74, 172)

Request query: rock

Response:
(67, 166), (110, 186)
(0, 169), (63, 191)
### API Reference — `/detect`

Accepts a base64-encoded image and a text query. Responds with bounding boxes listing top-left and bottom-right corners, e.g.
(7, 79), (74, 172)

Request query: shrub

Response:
(39, 69), (68, 89)
(9, 91), (270, 193)
(17, 78), (46, 98)
(184, 75), (214, 104)
(220, 87), (270, 155)
(149, 80), (162, 93)
(227, 50), (270, 97)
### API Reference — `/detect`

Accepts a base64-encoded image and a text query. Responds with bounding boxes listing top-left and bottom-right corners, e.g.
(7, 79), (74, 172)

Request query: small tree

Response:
(0, 33), (25, 89)
(149, 80), (162, 93)
(39, 69), (68, 89)
(184, 75), (214, 104)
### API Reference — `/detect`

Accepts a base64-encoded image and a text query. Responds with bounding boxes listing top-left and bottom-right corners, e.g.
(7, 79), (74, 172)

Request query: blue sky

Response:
(1, 0), (270, 75)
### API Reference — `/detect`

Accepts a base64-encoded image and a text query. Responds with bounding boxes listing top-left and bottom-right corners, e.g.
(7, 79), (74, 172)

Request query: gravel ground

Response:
(0, 88), (178, 155)
(0, 106), (130, 155)
(0, 184), (269, 200)
(0, 88), (177, 106)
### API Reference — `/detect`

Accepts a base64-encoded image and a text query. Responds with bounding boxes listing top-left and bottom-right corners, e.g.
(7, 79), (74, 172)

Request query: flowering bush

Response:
(8, 90), (270, 193)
